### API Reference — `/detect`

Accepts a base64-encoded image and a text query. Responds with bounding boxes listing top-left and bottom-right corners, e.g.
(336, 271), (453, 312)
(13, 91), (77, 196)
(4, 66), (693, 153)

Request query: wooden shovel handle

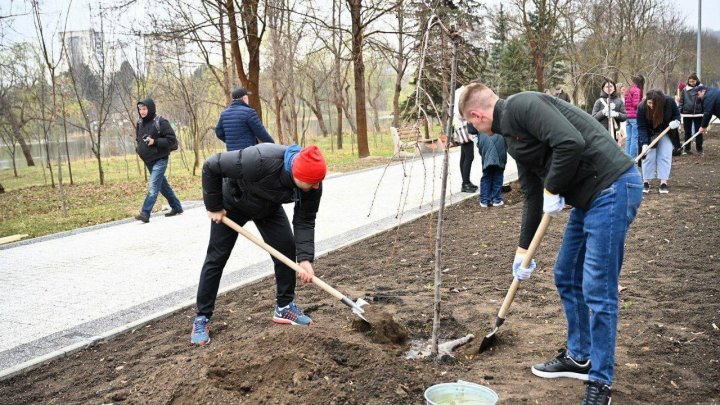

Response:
(634, 126), (672, 163)
(221, 216), (345, 301)
(497, 213), (552, 319)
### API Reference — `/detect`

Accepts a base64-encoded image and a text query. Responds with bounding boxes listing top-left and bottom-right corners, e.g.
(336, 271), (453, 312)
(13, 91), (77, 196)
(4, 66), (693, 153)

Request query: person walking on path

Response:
(695, 85), (719, 146)
(624, 75), (644, 159)
(453, 85), (478, 193)
(638, 90), (681, 194)
(216, 87), (274, 152)
(591, 79), (627, 144)
(134, 98), (183, 223)
(468, 123), (506, 207)
(191, 143), (327, 346)
(678, 74), (705, 155)
(459, 83), (642, 405)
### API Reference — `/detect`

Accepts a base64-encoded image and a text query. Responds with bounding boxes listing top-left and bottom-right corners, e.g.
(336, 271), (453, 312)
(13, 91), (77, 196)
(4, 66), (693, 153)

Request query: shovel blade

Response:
(478, 327), (499, 353)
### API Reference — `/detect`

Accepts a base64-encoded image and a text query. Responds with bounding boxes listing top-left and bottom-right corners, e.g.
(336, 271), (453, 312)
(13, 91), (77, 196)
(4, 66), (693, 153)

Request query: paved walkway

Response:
(0, 148), (518, 379)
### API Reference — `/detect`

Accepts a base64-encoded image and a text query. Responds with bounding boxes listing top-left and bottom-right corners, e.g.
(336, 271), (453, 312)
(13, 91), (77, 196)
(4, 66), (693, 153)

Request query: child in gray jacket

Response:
(469, 123), (507, 207)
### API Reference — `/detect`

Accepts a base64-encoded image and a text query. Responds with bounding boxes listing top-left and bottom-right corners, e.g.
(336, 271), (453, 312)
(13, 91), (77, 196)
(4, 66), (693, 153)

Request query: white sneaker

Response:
(479, 202), (488, 208)
(493, 201), (504, 207)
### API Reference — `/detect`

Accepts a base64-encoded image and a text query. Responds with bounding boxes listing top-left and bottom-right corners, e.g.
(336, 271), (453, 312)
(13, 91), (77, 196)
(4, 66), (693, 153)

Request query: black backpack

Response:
(137, 115), (179, 151)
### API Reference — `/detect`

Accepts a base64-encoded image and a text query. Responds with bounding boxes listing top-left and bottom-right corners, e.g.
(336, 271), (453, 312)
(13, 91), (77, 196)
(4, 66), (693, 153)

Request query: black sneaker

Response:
(642, 182), (650, 194)
(135, 213), (149, 223)
(164, 208), (184, 217)
(582, 381), (612, 405)
(461, 183), (478, 193)
(659, 183), (669, 194)
(531, 348), (590, 380)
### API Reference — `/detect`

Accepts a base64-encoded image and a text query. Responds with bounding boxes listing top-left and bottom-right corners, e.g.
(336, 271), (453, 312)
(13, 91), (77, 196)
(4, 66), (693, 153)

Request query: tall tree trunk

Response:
(347, 0), (369, 158)
(242, 0), (264, 119)
(0, 96), (35, 166)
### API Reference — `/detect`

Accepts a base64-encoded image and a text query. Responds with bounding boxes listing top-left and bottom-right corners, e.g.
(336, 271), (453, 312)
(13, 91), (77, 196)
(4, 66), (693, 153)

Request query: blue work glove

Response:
(512, 253), (536, 280)
(543, 190), (565, 216)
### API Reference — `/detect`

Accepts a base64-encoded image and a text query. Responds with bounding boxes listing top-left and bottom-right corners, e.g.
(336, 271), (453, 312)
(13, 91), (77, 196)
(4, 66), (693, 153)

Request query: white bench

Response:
(390, 126), (444, 157)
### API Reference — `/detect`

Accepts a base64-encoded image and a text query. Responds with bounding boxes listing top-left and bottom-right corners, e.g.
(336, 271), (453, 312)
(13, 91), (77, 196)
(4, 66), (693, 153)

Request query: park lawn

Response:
(0, 133), (397, 239)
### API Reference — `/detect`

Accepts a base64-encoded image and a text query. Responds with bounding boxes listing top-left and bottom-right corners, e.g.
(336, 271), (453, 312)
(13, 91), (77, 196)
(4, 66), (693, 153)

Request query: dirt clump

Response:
(350, 308), (409, 345)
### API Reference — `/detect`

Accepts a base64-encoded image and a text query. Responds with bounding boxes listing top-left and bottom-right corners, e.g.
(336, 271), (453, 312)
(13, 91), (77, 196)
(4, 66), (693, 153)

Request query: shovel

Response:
(221, 216), (370, 322)
(479, 213), (552, 353)
(676, 117), (716, 153)
(634, 126), (672, 163)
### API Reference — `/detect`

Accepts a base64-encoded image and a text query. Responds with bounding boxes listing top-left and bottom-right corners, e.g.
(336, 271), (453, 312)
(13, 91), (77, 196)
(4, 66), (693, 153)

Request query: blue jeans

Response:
(141, 158), (182, 216)
(625, 119), (638, 158)
(553, 166), (643, 386)
(479, 165), (504, 205)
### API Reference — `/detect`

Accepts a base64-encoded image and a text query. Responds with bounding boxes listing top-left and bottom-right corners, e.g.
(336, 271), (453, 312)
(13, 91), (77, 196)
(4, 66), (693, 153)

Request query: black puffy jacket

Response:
(135, 98), (178, 164)
(202, 143), (322, 262)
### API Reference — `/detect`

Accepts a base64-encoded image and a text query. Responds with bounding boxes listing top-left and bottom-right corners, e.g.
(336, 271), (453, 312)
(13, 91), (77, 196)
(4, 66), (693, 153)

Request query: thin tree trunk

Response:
(347, 0), (369, 157)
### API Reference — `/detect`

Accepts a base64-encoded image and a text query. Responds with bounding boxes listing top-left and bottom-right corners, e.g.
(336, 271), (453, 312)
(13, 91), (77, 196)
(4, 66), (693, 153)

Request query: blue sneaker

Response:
(273, 302), (314, 326)
(190, 315), (210, 345)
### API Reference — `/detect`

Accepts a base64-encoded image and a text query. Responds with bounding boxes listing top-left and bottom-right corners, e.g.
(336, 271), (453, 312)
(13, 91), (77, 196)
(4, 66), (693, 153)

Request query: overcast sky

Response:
(2, 0), (718, 46)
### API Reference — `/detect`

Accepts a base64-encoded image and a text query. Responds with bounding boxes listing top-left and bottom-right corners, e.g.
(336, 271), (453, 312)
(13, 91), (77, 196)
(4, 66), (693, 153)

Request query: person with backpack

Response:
(134, 98), (183, 223)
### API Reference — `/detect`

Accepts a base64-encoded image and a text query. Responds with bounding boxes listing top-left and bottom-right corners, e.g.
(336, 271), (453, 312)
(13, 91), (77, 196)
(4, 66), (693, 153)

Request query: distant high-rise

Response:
(59, 29), (104, 72)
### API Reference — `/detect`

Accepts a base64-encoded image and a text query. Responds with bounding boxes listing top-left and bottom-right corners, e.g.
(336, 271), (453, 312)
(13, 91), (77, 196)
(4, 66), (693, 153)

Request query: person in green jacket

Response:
(459, 83), (643, 405)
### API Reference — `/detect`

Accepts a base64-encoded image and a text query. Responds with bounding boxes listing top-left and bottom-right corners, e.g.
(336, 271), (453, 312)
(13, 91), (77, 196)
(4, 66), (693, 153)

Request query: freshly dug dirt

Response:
(350, 308), (408, 345)
(2, 139), (720, 404)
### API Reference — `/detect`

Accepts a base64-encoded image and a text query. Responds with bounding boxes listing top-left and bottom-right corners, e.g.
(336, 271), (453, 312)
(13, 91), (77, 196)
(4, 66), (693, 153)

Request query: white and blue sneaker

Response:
(190, 315), (210, 345)
(273, 302), (313, 326)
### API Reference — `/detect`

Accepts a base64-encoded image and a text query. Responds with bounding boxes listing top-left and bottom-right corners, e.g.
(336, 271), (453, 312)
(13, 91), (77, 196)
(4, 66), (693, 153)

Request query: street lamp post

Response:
(697, 0), (702, 78)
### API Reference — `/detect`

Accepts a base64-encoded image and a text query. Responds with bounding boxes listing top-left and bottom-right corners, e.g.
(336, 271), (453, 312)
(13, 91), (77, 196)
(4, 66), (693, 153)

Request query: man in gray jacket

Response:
(459, 83), (643, 405)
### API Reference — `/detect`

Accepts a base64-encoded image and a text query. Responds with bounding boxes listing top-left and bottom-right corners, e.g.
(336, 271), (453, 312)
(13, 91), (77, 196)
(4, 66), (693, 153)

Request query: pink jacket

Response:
(625, 85), (642, 119)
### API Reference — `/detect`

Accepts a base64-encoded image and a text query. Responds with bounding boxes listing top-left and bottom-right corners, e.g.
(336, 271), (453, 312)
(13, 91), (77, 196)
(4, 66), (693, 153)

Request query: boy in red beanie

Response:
(191, 143), (327, 345)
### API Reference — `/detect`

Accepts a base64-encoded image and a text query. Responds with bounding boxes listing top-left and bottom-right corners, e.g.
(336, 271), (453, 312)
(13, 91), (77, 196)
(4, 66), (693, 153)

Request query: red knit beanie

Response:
(292, 146), (327, 184)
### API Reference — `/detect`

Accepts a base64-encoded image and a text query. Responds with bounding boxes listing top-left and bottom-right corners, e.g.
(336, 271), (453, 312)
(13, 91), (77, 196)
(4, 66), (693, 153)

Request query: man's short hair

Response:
(232, 87), (251, 100)
(458, 82), (493, 120)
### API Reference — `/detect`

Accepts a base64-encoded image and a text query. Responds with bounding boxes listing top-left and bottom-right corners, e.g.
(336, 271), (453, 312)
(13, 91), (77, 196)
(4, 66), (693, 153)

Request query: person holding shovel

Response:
(694, 85), (719, 146)
(459, 83), (643, 405)
(191, 143), (327, 345)
(637, 90), (681, 194)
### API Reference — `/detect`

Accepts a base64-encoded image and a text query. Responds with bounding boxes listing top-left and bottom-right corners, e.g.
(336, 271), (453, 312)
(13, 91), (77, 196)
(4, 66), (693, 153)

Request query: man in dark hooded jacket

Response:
(190, 143), (327, 346)
(134, 98), (183, 223)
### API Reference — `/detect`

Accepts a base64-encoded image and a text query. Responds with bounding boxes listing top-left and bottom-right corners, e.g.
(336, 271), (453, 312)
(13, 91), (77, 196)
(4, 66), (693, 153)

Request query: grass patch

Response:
(0, 132), (398, 239)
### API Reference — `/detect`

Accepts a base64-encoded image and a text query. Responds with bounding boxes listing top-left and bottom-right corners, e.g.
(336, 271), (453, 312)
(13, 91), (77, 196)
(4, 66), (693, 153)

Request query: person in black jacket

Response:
(459, 83), (643, 405)
(134, 98), (183, 223)
(191, 143), (327, 345)
(678, 74), (704, 155)
(637, 90), (681, 194)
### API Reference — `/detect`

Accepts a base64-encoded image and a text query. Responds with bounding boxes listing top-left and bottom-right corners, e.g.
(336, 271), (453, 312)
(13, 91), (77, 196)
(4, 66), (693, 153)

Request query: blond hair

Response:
(458, 82), (497, 120)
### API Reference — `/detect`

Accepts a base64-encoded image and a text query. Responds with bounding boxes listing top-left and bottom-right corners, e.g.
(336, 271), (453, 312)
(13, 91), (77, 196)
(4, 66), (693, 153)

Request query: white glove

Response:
(609, 111), (619, 118)
(602, 109), (609, 117)
(543, 191), (565, 216)
(669, 120), (680, 130)
(609, 102), (616, 110)
(512, 253), (536, 280)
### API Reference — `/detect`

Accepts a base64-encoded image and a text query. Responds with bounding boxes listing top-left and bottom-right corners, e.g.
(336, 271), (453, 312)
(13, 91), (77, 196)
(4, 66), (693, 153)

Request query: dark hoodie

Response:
(135, 98), (178, 164)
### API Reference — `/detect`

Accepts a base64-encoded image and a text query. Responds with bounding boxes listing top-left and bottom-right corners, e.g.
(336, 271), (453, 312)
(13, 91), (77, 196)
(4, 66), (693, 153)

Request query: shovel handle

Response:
(678, 117), (716, 151)
(634, 126), (672, 163)
(221, 216), (345, 301)
(497, 213), (552, 319)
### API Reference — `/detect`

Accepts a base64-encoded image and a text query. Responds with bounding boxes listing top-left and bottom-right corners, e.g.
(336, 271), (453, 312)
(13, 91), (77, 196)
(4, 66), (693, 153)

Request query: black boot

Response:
(135, 213), (150, 223)
(461, 183), (478, 193)
(164, 208), (184, 217)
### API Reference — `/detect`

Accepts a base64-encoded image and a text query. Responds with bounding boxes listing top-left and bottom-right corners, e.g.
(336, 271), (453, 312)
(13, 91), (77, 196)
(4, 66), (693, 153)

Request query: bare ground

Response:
(2, 139), (719, 404)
